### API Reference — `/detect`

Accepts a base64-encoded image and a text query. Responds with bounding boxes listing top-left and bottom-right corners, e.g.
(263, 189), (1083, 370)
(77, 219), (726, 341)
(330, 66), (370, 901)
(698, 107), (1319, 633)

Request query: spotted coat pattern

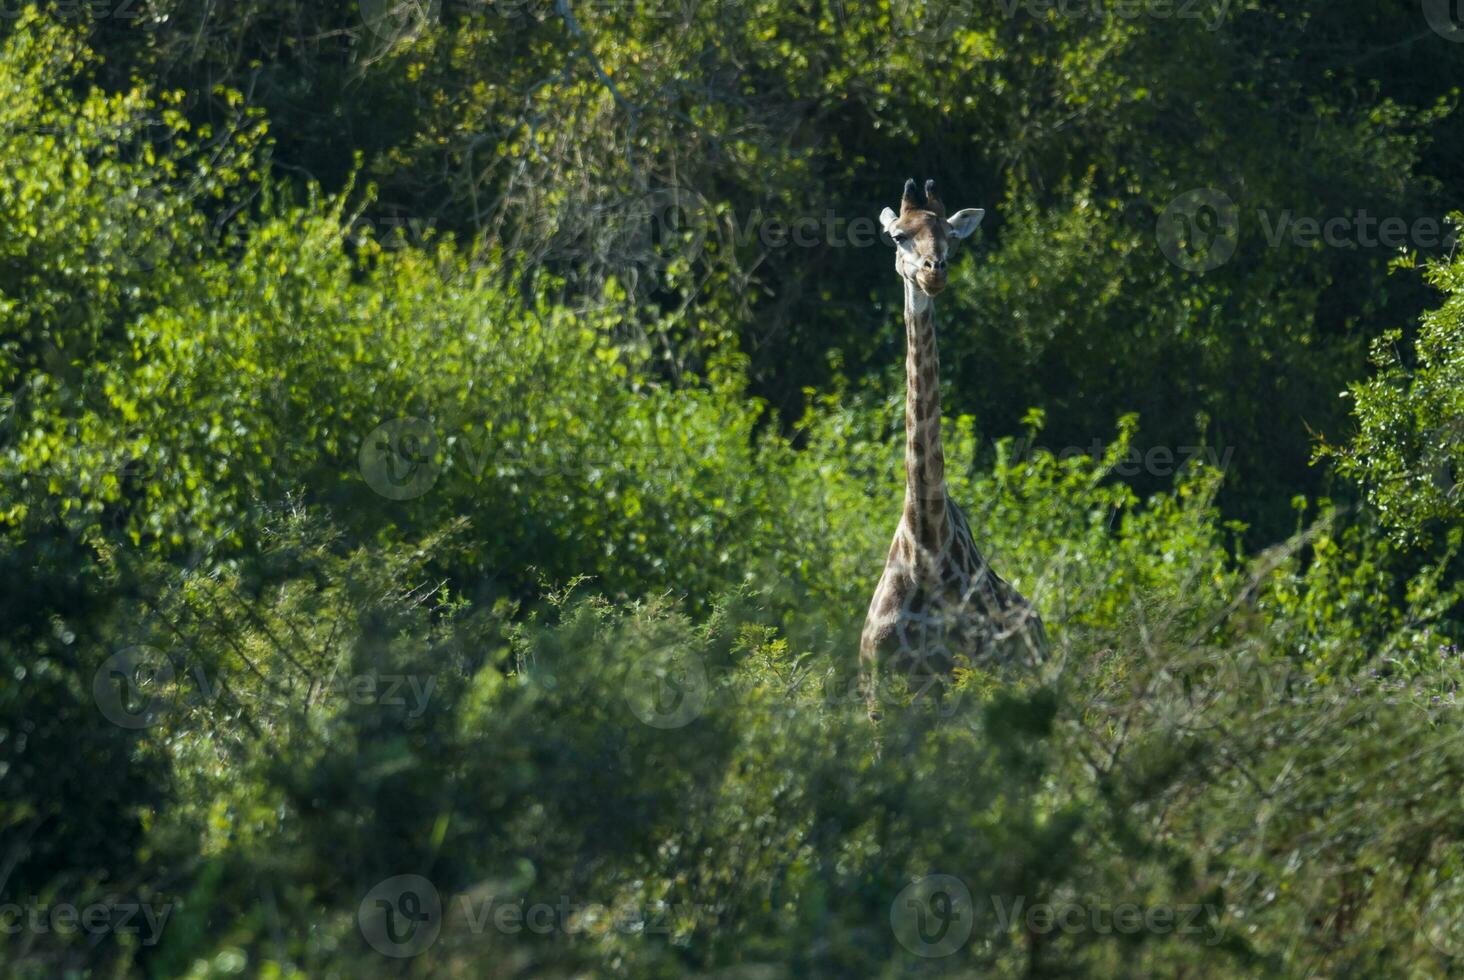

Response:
(859, 245), (1046, 721)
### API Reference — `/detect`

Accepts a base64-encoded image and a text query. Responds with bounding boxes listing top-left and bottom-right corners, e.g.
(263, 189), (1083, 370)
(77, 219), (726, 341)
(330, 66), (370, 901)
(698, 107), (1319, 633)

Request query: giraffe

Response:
(859, 178), (1046, 722)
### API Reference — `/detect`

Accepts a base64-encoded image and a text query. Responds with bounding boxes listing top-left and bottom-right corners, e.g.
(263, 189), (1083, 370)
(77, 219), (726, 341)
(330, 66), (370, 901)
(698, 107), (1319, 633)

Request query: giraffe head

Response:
(879, 178), (984, 297)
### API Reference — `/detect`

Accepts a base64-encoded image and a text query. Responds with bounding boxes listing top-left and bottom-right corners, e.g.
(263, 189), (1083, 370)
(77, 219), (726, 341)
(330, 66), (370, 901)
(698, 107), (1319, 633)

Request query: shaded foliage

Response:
(1, 8), (1462, 978)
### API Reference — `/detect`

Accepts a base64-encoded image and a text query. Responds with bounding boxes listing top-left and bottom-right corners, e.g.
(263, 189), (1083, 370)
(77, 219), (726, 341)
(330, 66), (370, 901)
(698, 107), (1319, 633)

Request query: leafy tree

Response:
(1333, 232), (1464, 552)
(1, 9), (1463, 979)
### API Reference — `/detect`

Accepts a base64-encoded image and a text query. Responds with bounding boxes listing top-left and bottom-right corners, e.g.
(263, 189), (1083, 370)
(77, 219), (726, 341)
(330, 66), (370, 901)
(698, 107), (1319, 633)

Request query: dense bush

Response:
(2, 9), (1462, 978)
(1334, 235), (1464, 550)
(43, 0), (1464, 541)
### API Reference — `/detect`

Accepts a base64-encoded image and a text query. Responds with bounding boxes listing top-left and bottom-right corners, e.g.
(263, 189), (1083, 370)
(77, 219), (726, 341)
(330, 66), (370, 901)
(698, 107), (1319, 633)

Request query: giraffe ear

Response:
(947, 208), (985, 239)
(879, 207), (898, 238)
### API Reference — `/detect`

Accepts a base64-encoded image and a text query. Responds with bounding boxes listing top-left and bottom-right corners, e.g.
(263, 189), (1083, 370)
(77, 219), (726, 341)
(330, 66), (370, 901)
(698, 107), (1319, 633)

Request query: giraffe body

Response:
(859, 180), (1045, 721)
(859, 499), (1046, 717)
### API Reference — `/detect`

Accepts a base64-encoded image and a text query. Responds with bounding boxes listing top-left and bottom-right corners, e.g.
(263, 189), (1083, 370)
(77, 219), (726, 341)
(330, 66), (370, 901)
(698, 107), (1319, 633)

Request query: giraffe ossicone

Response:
(859, 178), (1047, 723)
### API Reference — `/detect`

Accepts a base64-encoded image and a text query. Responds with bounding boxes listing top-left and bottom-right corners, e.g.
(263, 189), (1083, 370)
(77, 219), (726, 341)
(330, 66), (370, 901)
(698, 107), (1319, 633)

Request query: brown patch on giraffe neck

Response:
(902, 280), (946, 548)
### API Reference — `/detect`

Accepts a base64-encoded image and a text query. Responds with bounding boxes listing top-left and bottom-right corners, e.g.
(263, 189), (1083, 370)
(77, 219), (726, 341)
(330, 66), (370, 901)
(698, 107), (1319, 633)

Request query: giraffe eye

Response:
(892, 232), (908, 245)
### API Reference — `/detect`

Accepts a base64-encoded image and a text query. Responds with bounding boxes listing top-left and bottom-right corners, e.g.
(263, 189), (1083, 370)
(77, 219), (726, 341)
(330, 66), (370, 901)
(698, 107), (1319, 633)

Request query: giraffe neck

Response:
(902, 279), (948, 550)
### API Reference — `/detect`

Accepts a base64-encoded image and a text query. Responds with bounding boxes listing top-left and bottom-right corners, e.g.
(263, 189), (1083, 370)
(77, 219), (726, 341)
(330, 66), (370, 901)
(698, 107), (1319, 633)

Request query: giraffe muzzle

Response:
(916, 272), (948, 296)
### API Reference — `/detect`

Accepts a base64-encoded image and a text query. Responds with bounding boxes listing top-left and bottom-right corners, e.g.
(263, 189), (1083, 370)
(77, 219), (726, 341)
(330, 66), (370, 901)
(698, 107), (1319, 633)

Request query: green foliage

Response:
(1, 9), (1462, 980)
(0, 8), (263, 400)
(14, 501), (1456, 977)
(21, 0), (1462, 539)
(1332, 229), (1464, 551)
